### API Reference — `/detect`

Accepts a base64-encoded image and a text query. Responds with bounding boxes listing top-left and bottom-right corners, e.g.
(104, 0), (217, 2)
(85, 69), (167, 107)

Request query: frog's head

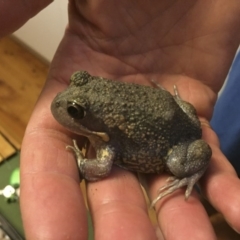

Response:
(51, 89), (89, 135)
(51, 71), (110, 141)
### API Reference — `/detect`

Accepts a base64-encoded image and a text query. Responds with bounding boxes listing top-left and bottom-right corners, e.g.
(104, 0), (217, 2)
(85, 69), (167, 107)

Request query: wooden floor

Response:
(0, 36), (239, 239)
(0, 36), (48, 160)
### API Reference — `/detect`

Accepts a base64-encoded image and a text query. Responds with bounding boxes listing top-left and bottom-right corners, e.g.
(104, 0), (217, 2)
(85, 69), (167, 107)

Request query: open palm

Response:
(21, 1), (240, 239)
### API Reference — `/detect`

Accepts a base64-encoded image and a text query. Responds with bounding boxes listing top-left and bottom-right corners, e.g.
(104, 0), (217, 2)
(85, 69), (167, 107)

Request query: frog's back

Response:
(82, 77), (201, 173)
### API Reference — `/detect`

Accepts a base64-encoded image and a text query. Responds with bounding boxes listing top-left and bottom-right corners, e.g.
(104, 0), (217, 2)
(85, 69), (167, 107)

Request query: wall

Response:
(13, 1), (68, 62)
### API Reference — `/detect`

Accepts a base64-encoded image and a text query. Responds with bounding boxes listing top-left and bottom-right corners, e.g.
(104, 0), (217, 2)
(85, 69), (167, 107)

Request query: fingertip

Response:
(204, 171), (240, 233)
(147, 175), (216, 239)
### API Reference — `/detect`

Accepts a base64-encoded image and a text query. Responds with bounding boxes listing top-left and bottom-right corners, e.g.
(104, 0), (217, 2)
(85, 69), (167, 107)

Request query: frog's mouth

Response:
(67, 119), (110, 142)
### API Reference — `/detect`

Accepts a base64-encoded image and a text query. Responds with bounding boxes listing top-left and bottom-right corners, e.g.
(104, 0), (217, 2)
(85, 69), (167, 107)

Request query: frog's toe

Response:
(165, 176), (177, 183)
(66, 139), (85, 160)
(151, 177), (189, 207)
(151, 167), (207, 207)
(156, 177), (178, 194)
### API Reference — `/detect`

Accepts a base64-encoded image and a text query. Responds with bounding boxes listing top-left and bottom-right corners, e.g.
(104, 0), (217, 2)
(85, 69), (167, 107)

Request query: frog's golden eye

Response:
(67, 101), (86, 119)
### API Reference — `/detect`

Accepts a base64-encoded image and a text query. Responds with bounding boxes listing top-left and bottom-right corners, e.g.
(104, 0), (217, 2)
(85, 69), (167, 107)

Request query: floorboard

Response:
(0, 36), (48, 150)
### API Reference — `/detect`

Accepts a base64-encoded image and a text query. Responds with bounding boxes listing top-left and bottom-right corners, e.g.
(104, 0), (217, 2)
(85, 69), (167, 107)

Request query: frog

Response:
(51, 70), (211, 206)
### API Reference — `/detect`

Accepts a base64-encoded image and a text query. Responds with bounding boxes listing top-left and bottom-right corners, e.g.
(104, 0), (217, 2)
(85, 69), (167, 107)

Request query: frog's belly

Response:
(115, 156), (165, 174)
(111, 137), (168, 173)
(115, 160), (164, 173)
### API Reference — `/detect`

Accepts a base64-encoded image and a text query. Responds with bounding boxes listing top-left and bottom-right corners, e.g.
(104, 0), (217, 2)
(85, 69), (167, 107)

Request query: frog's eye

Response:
(67, 101), (86, 119)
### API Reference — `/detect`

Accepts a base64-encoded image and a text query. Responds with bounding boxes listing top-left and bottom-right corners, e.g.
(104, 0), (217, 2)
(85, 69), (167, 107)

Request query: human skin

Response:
(0, 0), (52, 38)
(2, 0), (240, 239)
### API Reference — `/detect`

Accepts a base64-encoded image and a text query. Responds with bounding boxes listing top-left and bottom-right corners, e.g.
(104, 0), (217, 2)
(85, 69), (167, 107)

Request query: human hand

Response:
(20, 0), (240, 239)
(0, 0), (52, 38)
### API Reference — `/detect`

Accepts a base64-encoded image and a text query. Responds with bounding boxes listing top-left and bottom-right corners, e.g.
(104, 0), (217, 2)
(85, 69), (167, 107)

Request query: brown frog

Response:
(51, 71), (211, 205)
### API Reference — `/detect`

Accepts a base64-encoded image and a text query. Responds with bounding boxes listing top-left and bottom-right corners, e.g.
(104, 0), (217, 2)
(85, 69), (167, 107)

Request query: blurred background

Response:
(14, 1), (68, 62)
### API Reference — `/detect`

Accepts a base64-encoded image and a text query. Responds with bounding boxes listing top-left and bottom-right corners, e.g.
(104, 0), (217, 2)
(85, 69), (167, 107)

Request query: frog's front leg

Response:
(152, 139), (211, 206)
(67, 140), (115, 181)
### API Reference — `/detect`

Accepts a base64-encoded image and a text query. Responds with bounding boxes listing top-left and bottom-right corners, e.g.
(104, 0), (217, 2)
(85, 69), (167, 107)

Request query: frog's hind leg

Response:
(151, 167), (206, 207)
(151, 81), (182, 101)
(150, 79), (166, 90)
(173, 85), (181, 99)
(151, 80), (180, 95)
(151, 139), (211, 207)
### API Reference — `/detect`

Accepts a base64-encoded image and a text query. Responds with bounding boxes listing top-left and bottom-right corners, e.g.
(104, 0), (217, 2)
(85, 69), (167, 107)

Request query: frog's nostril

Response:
(56, 101), (61, 107)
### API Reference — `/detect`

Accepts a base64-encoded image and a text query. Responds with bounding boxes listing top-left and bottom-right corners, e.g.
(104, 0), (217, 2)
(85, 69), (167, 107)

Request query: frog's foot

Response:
(66, 139), (86, 179)
(150, 79), (166, 90)
(151, 80), (179, 95)
(151, 168), (206, 207)
(151, 139), (211, 207)
(67, 139), (115, 181)
(66, 139), (85, 164)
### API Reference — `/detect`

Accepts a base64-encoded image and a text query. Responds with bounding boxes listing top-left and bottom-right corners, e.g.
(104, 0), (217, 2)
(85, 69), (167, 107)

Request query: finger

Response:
(201, 125), (240, 233)
(0, 0), (52, 37)
(87, 167), (157, 240)
(147, 174), (216, 240)
(20, 85), (88, 239)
